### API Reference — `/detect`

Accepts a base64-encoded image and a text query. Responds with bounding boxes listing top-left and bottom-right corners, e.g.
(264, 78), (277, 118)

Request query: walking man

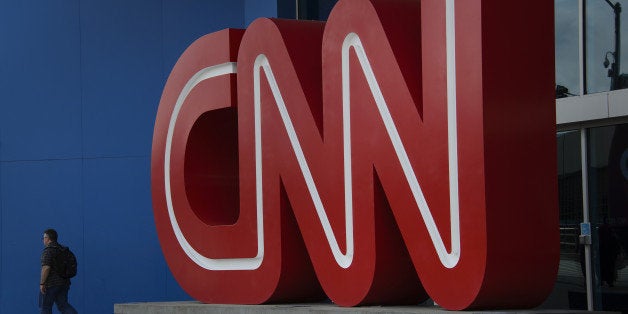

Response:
(40, 229), (78, 314)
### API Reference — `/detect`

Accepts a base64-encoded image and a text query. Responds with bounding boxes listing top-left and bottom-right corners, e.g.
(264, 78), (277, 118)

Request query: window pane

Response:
(559, 131), (584, 225)
(556, 0), (581, 97)
(586, 0), (628, 93)
(550, 130), (586, 309)
(587, 124), (628, 310)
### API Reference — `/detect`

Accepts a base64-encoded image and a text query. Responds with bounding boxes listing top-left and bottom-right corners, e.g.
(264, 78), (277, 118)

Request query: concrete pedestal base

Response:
(114, 301), (619, 314)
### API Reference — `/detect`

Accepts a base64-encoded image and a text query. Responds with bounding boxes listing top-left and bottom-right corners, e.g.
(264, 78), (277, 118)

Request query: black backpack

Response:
(51, 246), (78, 279)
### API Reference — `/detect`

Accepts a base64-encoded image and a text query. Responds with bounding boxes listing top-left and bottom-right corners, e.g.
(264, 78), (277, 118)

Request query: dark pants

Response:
(39, 284), (78, 314)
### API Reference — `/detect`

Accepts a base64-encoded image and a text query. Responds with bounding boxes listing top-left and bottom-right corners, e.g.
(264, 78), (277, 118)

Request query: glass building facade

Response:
(555, 1), (628, 311)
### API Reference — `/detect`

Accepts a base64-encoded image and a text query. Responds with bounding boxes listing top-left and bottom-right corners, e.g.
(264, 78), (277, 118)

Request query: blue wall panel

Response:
(0, 0), (82, 161)
(82, 157), (177, 313)
(81, 0), (164, 158)
(0, 0), (277, 313)
(162, 0), (245, 76)
(245, 0), (278, 26)
(0, 160), (83, 313)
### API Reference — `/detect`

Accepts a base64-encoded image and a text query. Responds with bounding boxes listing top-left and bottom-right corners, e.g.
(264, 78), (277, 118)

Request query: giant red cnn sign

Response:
(152, 0), (558, 310)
